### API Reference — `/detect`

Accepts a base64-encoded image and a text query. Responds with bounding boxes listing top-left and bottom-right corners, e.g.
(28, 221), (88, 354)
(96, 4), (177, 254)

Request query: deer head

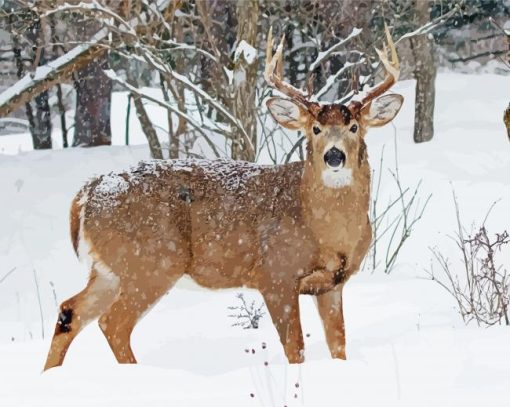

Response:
(265, 26), (403, 189)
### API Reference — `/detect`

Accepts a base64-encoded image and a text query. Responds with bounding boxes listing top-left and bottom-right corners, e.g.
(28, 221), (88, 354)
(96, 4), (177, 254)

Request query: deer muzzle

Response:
(324, 147), (346, 168)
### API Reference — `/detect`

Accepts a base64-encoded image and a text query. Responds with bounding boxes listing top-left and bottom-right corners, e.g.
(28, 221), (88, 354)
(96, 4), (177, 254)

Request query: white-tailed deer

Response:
(44, 27), (403, 370)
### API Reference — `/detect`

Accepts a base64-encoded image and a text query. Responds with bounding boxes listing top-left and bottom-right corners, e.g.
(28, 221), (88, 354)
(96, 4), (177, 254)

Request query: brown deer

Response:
(44, 27), (403, 371)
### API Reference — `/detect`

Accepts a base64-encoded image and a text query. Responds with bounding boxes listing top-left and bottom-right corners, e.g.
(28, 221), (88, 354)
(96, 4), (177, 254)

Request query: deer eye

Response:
(350, 124), (358, 133)
(313, 126), (321, 135)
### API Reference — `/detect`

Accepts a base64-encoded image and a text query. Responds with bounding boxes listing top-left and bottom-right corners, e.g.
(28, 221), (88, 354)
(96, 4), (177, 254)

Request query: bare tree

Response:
(227, 293), (265, 329)
(0, 0), (460, 159)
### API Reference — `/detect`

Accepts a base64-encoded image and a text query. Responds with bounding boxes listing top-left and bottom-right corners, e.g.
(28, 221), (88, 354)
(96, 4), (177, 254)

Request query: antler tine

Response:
(357, 24), (400, 108)
(265, 27), (318, 113)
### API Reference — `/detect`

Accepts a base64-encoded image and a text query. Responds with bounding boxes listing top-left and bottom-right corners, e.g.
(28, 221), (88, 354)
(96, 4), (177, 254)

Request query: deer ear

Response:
(361, 94), (403, 128)
(267, 97), (307, 130)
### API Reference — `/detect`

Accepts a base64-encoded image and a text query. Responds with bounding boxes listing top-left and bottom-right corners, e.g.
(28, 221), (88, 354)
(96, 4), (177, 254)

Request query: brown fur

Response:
(317, 104), (353, 125)
(44, 94), (404, 370)
(69, 195), (81, 255)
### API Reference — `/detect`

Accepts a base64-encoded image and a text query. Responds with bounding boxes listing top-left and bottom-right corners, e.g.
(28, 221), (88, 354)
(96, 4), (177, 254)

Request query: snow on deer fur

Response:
(44, 27), (403, 371)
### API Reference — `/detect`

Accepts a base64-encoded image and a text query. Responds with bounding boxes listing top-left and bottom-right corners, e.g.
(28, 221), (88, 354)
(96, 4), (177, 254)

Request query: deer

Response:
(44, 26), (403, 371)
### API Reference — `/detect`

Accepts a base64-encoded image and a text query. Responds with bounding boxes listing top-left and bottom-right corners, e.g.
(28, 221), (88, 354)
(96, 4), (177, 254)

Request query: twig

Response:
(32, 269), (45, 339)
(0, 267), (16, 285)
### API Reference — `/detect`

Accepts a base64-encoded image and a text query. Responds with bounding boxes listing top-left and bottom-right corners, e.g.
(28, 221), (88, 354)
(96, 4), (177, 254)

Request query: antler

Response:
(265, 27), (320, 116)
(350, 24), (400, 110)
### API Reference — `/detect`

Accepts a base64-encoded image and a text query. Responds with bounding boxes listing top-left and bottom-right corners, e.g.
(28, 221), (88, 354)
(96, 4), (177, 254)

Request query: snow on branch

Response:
(0, 29), (107, 117)
(0, 0), (180, 118)
(396, 4), (462, 44)
(309, 27), (362, 72)
(314, 59), (366, 100)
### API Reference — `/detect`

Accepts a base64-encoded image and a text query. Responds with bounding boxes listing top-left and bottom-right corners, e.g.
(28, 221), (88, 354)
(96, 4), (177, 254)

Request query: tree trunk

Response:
(231, 0), (258, 162)
(410, 0), (436, 143)
(196, 0), (236, 111)
(130, 92), (164, 159)
(31, 47), (52, 149)
(13, 13), (52, 149)
(126, 69), (163, 159)
(72, 54), (112, 146)
(31, 85), (53, 149)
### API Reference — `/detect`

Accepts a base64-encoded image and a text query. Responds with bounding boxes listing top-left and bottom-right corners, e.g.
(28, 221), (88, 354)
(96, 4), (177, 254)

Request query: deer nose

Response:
(324, 147), (346, 168)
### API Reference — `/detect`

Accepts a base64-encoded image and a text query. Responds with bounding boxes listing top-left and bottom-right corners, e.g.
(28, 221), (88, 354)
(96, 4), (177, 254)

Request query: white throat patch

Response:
(321, 167), (353, 189)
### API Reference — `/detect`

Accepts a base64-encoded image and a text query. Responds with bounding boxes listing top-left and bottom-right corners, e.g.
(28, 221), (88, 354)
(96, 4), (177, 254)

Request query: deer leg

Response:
(316, 283), (346, 359)
(44, 268), (120, 371)
(316, 221), (371, 360)
(98, 295), (139, 364)
(261, 288), (304, 363)
(98, 272), (183, 364)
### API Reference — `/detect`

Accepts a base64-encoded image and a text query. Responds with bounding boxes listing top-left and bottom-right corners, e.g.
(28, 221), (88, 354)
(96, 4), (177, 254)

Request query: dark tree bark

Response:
(11, 12), (52, 149)
(31, 81), (53, 149)
(196, 0), (236, 109)
(30, 46), (52, 149)
(410, 0), (437, 143)
(72, 54), (112, 147)
(27, 16), (52, 149)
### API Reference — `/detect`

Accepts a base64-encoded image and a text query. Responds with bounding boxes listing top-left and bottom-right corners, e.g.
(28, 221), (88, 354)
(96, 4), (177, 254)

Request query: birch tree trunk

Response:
(410, 0), (436, 143)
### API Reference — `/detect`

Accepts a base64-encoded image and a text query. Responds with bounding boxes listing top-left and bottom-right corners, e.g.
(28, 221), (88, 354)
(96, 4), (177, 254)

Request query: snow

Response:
(0, 72), (510, 406)
(234, 40), (257, 65)
(89, 158), (267, 209)
(94, 173), (130, 201)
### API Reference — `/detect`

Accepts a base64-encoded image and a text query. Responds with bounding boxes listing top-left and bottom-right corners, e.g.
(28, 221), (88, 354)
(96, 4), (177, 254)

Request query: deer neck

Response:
(299, 156), (371, 246)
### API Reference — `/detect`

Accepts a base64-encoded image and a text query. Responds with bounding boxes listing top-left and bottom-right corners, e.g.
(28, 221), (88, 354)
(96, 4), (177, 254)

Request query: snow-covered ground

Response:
(0, 73), (509, 406)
